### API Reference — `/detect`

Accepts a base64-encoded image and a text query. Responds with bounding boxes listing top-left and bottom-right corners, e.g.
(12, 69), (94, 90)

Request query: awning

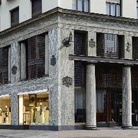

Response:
(17, 89), (48, 96)
(0, 94), (10, 98)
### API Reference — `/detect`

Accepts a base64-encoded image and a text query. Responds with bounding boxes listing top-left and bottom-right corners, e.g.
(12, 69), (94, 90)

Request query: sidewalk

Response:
(0, 127), (138, 138)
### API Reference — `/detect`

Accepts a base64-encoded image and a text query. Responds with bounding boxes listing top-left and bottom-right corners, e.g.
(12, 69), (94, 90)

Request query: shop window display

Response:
(20, 93), (49, 125)
(0, 96), (11, 125)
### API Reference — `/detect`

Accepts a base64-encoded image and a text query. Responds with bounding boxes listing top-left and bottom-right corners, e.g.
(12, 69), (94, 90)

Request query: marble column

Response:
(122, 66), (132, 128)
(86, 64), (96, 129)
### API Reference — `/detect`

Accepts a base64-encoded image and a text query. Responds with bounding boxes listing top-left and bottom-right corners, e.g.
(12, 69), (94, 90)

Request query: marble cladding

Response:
(0, 9), (137, 128)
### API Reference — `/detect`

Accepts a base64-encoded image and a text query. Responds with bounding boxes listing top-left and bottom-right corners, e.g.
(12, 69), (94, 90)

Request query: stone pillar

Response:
(122, 66), (132, 128)
(11, 42), (20, 83)
(86, 64), (96, 129)
(20, 43), (26, 80)
(19, 95), (23, 125)
(11, 93), (19, 125)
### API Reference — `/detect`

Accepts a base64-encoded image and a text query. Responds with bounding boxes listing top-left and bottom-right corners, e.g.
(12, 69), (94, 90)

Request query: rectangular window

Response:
(0, 47), (9, 84)
(137, 1), (138, 19)
(133, 37), (138, 59)
(10, 7), (19, 26)
(73, 0), (89, 12)
(74, 31), (87, 55)
(97, 33), (124, 58)
(32, 0), (42, 17)
(106, 0), (121, 16)
(27, 35), (45, 79)
(75, 61), (86, 86)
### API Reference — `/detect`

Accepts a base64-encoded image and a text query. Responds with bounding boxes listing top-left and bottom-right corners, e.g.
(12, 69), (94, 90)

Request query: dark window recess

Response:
(97, 33), (124, 58)
(75, 61), (86, 86)
(27, 35), (45, 79)
(32, 0), (42, 17)
(133, 37), (138, 59)
(132, 67), (138, 89)
(96, 65), (122, 89)
(74, 31), (87, 55)
(10, 7), (19, 26)
(0, 47), (8, 84)
(106, 1), (121, 16)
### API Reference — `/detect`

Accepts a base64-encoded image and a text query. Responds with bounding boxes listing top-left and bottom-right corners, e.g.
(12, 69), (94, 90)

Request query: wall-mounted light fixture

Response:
(62, 32), (72, 47)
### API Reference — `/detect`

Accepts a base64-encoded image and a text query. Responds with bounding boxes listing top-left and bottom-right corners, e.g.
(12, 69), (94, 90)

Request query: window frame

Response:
(74, 0), (90, 12)
(106, 1), (121, 17)
(10, 7), (19, 27)
(31, 0), (42, 17)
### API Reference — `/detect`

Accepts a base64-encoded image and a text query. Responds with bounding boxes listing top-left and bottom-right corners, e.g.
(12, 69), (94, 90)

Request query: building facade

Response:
(0, 0), (138, 130)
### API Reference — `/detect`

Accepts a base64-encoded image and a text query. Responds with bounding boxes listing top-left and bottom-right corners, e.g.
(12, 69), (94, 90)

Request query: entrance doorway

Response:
(96, 90), (122, 126)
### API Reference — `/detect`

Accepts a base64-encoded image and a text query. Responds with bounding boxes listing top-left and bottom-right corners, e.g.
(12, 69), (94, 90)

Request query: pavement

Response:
(0, 127), (138, 138)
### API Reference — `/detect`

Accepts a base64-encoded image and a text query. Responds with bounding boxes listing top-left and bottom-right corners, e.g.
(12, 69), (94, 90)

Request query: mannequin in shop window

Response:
(4, 105), (8, 123)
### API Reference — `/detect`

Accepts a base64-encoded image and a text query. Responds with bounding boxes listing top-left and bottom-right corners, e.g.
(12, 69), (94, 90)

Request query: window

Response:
(97, 33), (124, 58)
(132, 37), (138, 59)
(32, 0), (42, 17)
(0, 95), (11, 125)
(74, 31), (87, 55)
(137, 1), (138, 19)
(72, 0), (89, 12)
(10, 7), (19, 26)
(0, 47), (9, 84)
(106, 0), (121, 16)
(27, 35), (45, 79)
(19, 92), (49, 125)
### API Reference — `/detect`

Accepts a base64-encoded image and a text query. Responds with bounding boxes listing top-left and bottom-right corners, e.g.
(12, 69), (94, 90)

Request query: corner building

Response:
(0, 0), (138, 130)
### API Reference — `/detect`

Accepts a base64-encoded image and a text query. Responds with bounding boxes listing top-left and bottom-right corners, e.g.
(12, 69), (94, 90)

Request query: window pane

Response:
(84, 0), (89, 12)
(72, 0), (76, 10)
(106, 3), (110, 15)
(105, 34), (117, 53)
(78, 0), (82, 11)
(116, 4), (120, 16)
(137, 8), (138, 19)
(111, 4), (115, 16)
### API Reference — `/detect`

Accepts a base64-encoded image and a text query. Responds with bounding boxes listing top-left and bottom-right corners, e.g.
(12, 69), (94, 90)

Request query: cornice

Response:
(0, 7), (138, 36)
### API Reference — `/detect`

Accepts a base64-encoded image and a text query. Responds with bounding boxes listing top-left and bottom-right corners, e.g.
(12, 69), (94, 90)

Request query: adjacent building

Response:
(0, 0), (138, 130)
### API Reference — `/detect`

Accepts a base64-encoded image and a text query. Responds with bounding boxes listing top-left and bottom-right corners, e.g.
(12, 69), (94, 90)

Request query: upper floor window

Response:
(31, 0), (42, 17)
(137, 1), (138, 19)
(0, 47), (9, 84)
(10, 7), (19, 26)
(97, 33), (124, 58)
(27, 35), (45, 79)
(72, 0), (89, 12)
(106, 0), (121, 16)
(74, 31), (87, 55)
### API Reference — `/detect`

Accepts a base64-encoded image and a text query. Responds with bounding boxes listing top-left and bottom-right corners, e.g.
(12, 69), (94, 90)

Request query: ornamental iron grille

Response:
(97, 33), (124, 58)
(74, 31), (87, 55)
(132, 37), (138, 59)
(27, 35), (45, 79)
(75, 61), (86, 86)
(0, 47), (8, 84)
(96, 65), (122, 89)
(32, 0), (42, 17)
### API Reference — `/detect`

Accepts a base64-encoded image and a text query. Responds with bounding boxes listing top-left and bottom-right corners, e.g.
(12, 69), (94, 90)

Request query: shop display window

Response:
(19, 92), (49, 125)
(0, 96), (11, 125)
